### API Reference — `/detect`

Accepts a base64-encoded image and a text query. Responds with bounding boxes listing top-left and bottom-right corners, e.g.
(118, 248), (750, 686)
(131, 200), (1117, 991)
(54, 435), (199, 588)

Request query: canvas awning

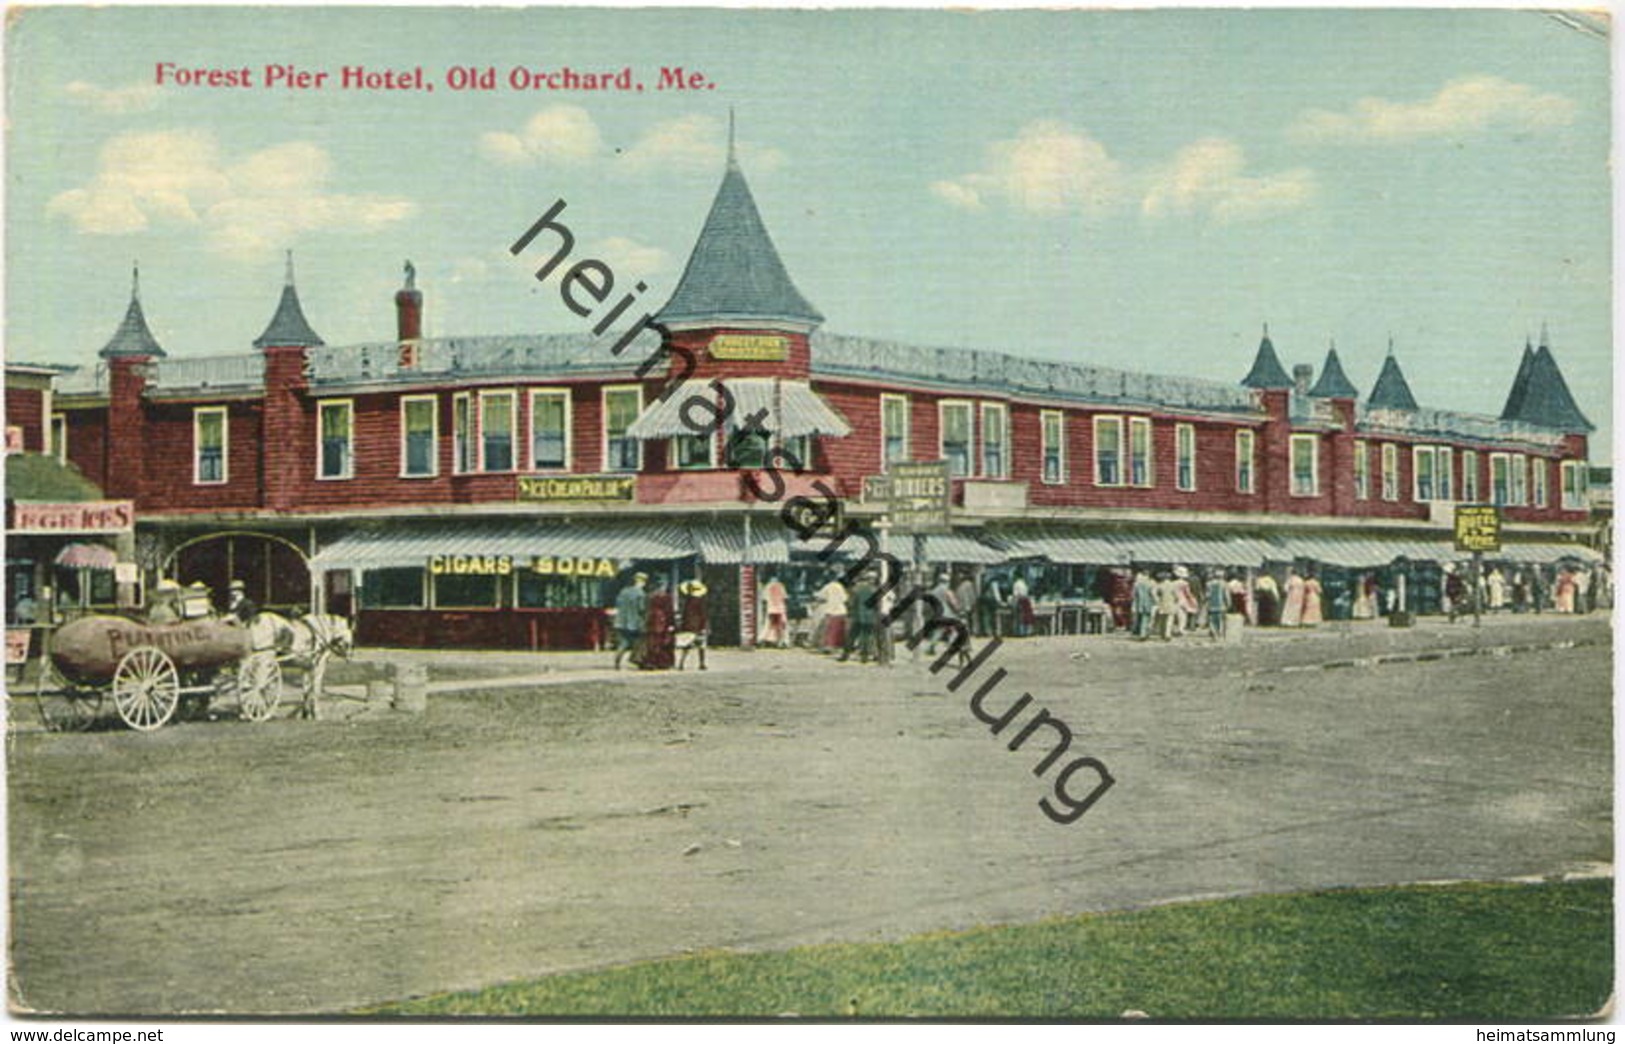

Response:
(625, 378), (851, 439)
(1113, 534), (1280, 568)
(54, 542), (118, 570)
(688, 521), (791, 564)
(310, 520), (695, 571)
(993, 527), (1130, 565)
(1489, 542), (1604, 565)
(1268, 535), (1458, 568)
(920, 530), (1008, 565)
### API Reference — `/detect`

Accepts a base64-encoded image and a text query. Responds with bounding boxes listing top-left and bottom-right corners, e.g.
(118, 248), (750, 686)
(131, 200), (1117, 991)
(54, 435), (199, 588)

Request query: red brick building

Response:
(47, 151), (1601, 647)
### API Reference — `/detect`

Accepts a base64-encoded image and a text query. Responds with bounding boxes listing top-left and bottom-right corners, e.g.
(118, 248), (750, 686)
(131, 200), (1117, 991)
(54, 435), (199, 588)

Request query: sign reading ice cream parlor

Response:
(708, 333), (788, 361)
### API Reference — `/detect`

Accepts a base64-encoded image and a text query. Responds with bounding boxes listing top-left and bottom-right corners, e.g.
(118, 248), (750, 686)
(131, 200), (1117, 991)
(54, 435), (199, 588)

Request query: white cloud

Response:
(588, 236), (668, 280)
(64, 80), (160, 114)
(477, 104), (604, 167)
(614, 114), (786, 176)
(1141, 137), (1315, 224)
(47, 130), (414, 259)
(933, 120), (1124, 216)
(1288, 75), (1577, 144)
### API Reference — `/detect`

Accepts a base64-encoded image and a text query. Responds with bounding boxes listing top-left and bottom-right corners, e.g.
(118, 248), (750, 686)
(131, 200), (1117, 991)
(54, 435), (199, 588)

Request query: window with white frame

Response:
(1461, 449), (1479, 502)
(1041, 410), (1065, 485)
(1094, 416), (1123, 486)
(479, 391), (516, 472)
(1381, 443), (1399, 501)
(317, 400), (353, 480)
(981, 403), (1008, 478)
(673, 430), (714, 469)
(1235, 430), (1255, 494)
(726, 407), (770, 469)
(1128, 417), (1153, 487)
(1508, 453), (1528, 505)
(1413, 446), (1437, 502)
(1175, 423), (1196, 491)
(50, 414), (67, 465)
(400, 395), (437, 478)
(1561, 460), (1589, 510)
(940, 401), (972, 478)
(1531, 457), (1548, 508)
(1353, 440), (1369, 500)
(1437, 447), (1453, 501)
(603, 386), (642, 472)
(881, 394), (909, 468)
(193, 406), (227, 484)
(1290, 433), (1319, 496)
(452, 393), (474, 474)
(529, 390), (570, 471)
(1490, 452), (1510, 506)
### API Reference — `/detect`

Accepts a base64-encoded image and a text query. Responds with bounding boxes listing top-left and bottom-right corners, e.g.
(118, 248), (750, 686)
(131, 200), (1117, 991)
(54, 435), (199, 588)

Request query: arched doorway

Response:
(165, 532), (312, 614)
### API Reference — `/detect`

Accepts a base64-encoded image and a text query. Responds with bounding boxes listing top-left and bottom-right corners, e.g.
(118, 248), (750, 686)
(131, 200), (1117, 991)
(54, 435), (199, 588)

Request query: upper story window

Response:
(1175, 423), (1196, 492)
(881, 394), (909, 468)
(50, 414), (67, 465)
(529, 389), (570, 471)
(1437, 447), (1453, 501)
(1353, 440), (1369, 500)
(603, 386), (643, 473)
(1290, 433), (1319, 496)
(1508, 452), (1528, 505)
(1413, 446), (1436, 502)
(1461, 450), (1480, 502)
(1094, 416), (1122, 486)
(452, 393), (474, 474)
(1040, 410), (1065, 485)
(193, 406), (227, 485)
(1531, 457), (1548, 508)
(674, 431), (714, 469)
(479, 391), (516, 472)
(980, 403), (1008, 478)
(317, 400), (353, 480)
(940, 401), (972, 478)
(1128, 417), (1153, 487)
(1561, 460), (1589, 510)
(400, 395), (437, 478)
(1380, 443), (1399, 501)
(1490, 452), (1510, 506)
(1235, 430), (1255, 494)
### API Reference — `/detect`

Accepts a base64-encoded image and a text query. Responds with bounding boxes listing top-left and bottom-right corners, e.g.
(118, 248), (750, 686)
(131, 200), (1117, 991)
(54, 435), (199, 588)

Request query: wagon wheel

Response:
(112, 646), (180, 731)
(34, 657), (102, 732)
(237, 651), (283, 723)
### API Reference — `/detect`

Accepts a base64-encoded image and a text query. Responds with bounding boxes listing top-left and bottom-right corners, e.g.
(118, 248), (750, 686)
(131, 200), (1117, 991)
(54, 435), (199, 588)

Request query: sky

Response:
(4, 7), (1612, 455)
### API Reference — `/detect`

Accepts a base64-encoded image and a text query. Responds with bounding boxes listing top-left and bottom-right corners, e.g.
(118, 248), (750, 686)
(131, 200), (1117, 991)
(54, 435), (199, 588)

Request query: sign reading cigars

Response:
(429, 554), (617, 578)
(1453, 504), (1502, 554)
(708, 333), (788, 361)
(517, 475), (635, 503)
(10, 500), (135, 534)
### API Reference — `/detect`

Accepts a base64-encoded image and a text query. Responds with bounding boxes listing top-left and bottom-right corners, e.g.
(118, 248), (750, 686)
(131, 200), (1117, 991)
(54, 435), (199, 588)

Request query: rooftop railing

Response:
(308, 332), (656, 385)
(1359, 405), (1568, 448)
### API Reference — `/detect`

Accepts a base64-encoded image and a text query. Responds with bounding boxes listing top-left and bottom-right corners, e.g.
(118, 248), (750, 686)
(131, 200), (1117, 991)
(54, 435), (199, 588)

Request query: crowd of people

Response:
(609, 572), (711, 672)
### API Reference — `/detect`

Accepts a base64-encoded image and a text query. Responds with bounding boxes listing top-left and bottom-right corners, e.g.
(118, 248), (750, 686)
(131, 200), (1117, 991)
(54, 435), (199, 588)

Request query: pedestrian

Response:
(1010, 570), (1034, 637)
(611, 572), (648, 670)
(641, 577), (677, 670)
(1301, 572), (1323, 627)
(874, 567), (896, 667)
(1511, 570), (1529, 613)
(1531, 566), (1547, 614)
(955, 572), (979, 639)
(1131, 570), (1156, 640)
(926, 572), (957, 654)
(976, 573), (1005, 638)
(1487, 568), (1506, 611)
(1554, 569), (1576, 613)
(759, 572), (789, 648)
(1173, 566), (1198, 636)
(1352, 573), (1376, 620)
(1153, 572), (1179, 640)
(1444, 564), (1465, 622)
(816, 571), (849, 653)
(676, 579), (709, 671)
(1255, 572), (1280, 626)
(1277, 567), (1304, 627)
(224, 579), (259, 625)
(840, 570), (878, 663)
(1574, 566), (1592, 614)
(1204, 570), (1227, 639)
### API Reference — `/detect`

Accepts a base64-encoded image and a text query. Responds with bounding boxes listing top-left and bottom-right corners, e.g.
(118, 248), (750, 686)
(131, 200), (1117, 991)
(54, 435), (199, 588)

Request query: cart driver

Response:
(148, 579), (183, 624)
(224, 579), (259, 625)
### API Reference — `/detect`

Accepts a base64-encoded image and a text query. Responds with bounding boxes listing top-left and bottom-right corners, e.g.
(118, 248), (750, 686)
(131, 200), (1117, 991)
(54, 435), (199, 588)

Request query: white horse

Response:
(247, 611), (354, 719)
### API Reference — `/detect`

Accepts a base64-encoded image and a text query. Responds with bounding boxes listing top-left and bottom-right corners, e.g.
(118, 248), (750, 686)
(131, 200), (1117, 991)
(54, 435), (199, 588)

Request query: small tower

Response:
(1239, 324), (1293, 389)
(1367, 341), (1418, 411)
(99, 263), (166, 360)
(253, 251), (325, 350)
(1501, 326), (1592, 432)
(1308, 345), (1358, 398)
(101, 263), (165, 500)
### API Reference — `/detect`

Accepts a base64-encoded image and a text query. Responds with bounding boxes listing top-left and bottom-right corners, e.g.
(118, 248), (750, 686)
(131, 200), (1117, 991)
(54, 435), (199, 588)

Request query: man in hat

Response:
(676, 578), (710, 671)
(225, 579), (259, 625)
(148, 578), (183, 624)
(612, 572), (648, 670)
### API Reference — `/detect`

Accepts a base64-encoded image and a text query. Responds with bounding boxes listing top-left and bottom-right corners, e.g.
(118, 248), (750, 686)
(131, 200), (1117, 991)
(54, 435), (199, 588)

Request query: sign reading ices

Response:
(517, 475), (636, 502)
(429, 554), (617, 577)
(708, 334), (789, 361)
(10, 500), (136, 534)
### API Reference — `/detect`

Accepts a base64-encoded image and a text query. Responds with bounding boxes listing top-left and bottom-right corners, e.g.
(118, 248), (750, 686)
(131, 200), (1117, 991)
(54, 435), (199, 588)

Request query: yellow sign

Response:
(1453, 505), (1502, 554)
(428, 554), (617, 578)
(528, 556), (617, 578)
(709, 334), (789, 361)
(430, 554), (514, 576)
(518, 475), (636, 502)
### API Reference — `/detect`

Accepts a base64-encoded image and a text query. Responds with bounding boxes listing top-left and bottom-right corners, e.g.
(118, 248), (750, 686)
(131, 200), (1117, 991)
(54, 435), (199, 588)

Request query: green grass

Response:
(368, 878), (1612, 1019)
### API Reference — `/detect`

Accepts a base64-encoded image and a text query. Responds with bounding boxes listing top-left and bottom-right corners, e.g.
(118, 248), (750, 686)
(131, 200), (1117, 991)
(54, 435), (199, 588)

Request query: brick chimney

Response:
(395, 260), (422, 369)
(1293, 364), (1313, 397)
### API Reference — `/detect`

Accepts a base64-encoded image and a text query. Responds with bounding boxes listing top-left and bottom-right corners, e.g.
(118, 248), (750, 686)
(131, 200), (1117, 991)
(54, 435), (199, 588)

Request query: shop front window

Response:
(361, 568), (424, 608)
(433, 572), (499, 609)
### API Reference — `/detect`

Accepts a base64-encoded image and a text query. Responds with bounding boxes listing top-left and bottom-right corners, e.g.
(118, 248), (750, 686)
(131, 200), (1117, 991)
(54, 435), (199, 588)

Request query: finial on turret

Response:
(131, 261), (141, 302)
(284, 249), (295, 286)
(404, 259), (416, 291)
(1539, 320), (1550, 348)
(727, 107), (738, 168)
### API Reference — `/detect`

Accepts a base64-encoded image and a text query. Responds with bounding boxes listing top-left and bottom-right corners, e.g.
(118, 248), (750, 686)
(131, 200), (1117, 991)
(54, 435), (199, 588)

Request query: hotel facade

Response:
(17, 151), (1601, 649)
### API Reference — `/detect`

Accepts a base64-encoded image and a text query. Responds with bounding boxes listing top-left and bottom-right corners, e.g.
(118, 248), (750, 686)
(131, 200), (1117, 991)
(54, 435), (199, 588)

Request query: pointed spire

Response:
(1239, 323), (1293, 389)
(727, 107), (737, 168)
(655, 138), (823, 328)
(254, 251), (325, 349)
(99, 261), (166, 359)
(1308, 344), (1358, 398)
(1539, 320), (1550, 349)
(1502, 332), (1592, 432)
(1367, 350), (1418, 411)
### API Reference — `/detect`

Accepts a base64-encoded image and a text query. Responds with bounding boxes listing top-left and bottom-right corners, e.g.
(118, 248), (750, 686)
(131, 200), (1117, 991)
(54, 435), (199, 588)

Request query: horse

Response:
(246, 611), (354, 719)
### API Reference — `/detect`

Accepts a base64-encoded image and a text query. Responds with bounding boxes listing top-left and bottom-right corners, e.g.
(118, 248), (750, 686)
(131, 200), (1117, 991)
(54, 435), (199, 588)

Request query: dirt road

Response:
(7, 615), (1611, 1015)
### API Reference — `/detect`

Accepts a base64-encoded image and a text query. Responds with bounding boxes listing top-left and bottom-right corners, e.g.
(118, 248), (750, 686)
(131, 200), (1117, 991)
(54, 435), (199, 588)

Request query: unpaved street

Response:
(6, 615), (1612, 1015)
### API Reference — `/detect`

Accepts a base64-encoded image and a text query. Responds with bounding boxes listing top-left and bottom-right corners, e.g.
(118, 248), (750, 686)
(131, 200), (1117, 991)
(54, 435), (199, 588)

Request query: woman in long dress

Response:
(1279, 568), (1306, 628)
(640, 579), (677, 670)
(1255, 573), (1280, 626)
(1554, 570), (1577, 613)
(1301, 573), (1323, 626)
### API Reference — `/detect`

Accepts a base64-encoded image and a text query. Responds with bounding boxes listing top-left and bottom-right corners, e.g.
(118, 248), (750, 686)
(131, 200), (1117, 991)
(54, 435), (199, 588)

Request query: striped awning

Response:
(688, 520), (791, 564)
(1114, 534), (1280, 568)
(54, 542), (118, 570)
(921, 530), (1008, 565)
(1490, 542), (1604, 565)
(310, 520), (695, 571)
(625, 378), (851, 439)
(994, 527), (1131, 565)
(1268, 536), (1458, 568)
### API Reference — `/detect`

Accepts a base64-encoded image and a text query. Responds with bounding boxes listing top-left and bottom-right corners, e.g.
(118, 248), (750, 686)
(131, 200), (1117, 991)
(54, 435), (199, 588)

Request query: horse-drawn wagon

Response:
(35, 615), (283, 731)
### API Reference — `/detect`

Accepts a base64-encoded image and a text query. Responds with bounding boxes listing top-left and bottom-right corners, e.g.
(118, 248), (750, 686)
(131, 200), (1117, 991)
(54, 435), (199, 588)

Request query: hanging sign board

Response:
(1453, 505), (1502, 554)
(709, 334), (788, 361)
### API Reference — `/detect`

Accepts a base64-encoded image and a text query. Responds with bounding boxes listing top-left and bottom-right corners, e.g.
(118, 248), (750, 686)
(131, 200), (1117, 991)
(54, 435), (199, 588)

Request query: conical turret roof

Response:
(1308, 346), (1358, 398)
(1239, 326), (1293, 389)
(99, 264), (166, 359)
(655, 146), (822, 328)
(1505, 341), (1593, 432)
(1500, 341), (1536, 420)
(1367, 351), (1418, 411)
(253, 253), (325, 349)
